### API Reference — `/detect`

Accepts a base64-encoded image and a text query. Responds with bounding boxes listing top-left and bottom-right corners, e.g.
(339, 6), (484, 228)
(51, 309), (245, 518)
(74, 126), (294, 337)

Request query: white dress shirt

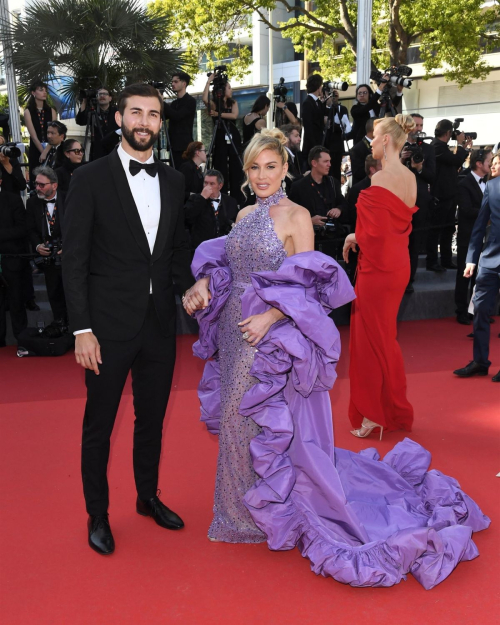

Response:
(74, 145), (161, 336)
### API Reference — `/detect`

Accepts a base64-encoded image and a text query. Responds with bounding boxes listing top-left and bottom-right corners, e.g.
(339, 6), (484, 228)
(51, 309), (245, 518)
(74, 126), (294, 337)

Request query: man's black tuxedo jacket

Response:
(164, 93), (197, 152)
(457, 172), (483, 247)
(26, 192), (66, 249)
(0, 191), (28, 271)
(62, 149), (194, 340)
(467, 176), (500, 270)
(431, 138), (468, 200)
(301, 95), (325, 160)
(184, 193), (237, 250)
(349, 138), (371, 186)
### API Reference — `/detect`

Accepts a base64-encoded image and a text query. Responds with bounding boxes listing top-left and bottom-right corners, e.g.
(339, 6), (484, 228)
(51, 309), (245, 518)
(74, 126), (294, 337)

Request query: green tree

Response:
(150, 0), (500, 86)
(8, 0), (182, 111)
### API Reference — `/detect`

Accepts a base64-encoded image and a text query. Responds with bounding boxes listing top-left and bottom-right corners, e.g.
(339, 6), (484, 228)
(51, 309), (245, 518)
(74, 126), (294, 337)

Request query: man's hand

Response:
(36, 243), (51, 257)
(75, 332), (102, 375)
(0, 152), (12, 171)
(455, 131), (465, 144)
(201, 185), (213, 200)
(411, 159), (423, 172)
(327, 208), (341, 219)
(182, 277), (211, 315)
(312, 215), (327, 227)
(464, 263), (476, 278)
(400, 149), (412, 163)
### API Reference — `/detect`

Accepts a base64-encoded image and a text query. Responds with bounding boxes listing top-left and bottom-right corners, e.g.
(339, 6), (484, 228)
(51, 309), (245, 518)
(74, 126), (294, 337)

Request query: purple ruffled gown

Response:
(191, 190), (490, 590)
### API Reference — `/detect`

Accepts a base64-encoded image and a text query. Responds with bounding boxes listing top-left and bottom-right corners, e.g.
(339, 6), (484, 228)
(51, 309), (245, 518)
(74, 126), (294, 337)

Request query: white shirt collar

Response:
(365, 136), (373, 143)
(471, 170), (484, 185)
(117, 143), (155, 168)
(309, 93), (319, 101)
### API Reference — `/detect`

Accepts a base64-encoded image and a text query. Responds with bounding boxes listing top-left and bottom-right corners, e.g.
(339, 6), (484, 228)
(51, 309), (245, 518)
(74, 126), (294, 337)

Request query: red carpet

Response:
(1, 318), (498, 625)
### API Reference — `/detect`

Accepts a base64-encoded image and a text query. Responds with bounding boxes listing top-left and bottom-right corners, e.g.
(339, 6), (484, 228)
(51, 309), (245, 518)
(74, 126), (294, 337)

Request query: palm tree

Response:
(9, 0), (182, 112)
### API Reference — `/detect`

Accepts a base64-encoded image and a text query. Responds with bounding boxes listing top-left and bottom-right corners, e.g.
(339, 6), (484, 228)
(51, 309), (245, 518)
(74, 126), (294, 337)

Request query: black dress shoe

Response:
(426, 263), (447, 272)
(25, 299), (40, 312)
(442, 261), (457, 269)
(453, 361), (489, 378)
(492, 371), (500, 382)
(137, 494), (184, 530)
(456, 313), (471, 325)
(88, 514), (115, 555)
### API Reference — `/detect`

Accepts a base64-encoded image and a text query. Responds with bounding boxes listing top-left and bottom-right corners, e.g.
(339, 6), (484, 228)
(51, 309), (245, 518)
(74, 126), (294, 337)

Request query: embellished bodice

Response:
(225, 190), (288, 286)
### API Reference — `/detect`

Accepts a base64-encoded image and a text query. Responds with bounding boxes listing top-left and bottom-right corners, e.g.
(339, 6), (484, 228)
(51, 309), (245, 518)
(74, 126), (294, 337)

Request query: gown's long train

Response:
(191, 195), (490, 590)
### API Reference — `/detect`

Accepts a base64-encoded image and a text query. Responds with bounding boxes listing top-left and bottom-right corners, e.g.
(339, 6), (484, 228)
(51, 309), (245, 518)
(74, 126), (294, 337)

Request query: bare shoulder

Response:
(281, 198), (311, 223)
(236, 204), (256, 223)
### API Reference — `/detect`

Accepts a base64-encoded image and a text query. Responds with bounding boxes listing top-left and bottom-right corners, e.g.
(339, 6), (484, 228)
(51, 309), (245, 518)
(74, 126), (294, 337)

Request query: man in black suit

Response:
(163, 71), (197, 169)
(0, 171), (28, 346)
(324, 89), (351, 181)
(26, 166), (67, 324)
(454, 176), (500, 382)
(41, 121), (67, 169)
(280, 124), (303, 193)
(62, 84), (195, 555)
(184, 169), (237, 253)
(454, 149), (492, 324)
(350, 119), (374, 186)
(76, 87), (120, 160)
(427, 119), (471, 272)
(301, 74), (325, 162)
(346, 154), (381, 231)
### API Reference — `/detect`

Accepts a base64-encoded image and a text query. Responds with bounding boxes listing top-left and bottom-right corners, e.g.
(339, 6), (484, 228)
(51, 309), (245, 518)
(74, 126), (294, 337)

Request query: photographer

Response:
(0, 135), (27, 194)
(26, 166), (67, 324)
(54, 139), (85, 193)
(275, 101), (299, 126)
(350, 119), (374, 186)
(163, 71), (197, 169)
(280, 124), (303, 189)
(350, 80), (403, 145)
(184, 169), (237, 253)
(23, 80), (57, 185)
(243, 95), (270, 144)
(203, 72), (244, 204)
(400, 113), (436, 288)
(301, 74), (326, 162)
(41, 121), (67, 169)
(75, 87), (119, 160)
(179, 141), (206, 200)
(289, 146), (347, 259)
(0, 170), (28, 346)
(454, 149), (492, 324)
(324, 89), (351, 181)
(427, 119), (472, 272)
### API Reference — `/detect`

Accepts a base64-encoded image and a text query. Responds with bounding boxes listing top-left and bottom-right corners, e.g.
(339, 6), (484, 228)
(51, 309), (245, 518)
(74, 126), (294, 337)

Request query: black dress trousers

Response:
(82, 297), (176, 515)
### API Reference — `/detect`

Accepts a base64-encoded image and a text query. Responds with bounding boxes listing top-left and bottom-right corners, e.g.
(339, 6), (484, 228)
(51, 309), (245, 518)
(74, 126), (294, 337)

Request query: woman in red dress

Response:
(343, 114), (417, 438)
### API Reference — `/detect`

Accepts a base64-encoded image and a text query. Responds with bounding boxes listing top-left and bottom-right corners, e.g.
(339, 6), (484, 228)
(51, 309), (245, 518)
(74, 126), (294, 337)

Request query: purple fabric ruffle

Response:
(191, 239), (490, 589)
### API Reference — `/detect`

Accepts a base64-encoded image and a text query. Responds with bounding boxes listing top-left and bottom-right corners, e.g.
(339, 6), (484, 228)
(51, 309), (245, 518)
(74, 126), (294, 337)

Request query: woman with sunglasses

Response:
(54, 139), (85, 193)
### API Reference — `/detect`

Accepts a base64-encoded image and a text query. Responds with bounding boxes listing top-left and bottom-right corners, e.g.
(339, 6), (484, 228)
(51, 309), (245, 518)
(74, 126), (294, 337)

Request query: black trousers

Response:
(472, 265), (500, 367)
(212, 141), (244, 205)
(426, 198), (456, 267)
(44, 263), (67, 321)
(409, 205), (427, 282)
(0, 264), (28, 344)
(171, 150), (184, 170)
(328, 150), (343, 182)
(455, 244), (476, 315)
(82, 297), (176, 515)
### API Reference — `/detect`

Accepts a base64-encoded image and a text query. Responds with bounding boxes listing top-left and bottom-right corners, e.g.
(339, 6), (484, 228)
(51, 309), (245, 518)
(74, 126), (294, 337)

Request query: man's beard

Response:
(121, 122), (158, 152)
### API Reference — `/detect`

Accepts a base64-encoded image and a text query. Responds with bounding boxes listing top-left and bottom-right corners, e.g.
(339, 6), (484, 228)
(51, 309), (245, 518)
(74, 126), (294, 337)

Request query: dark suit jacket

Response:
(457, 172), (484, 248)
(346, 177), (371, 229)
(26, 192), (66, 249)
(164, 93), (197, 152)
(431, 138), (468, 200)
(179, 159), (204, 200)
(301, 95), (325, 159)
(184, 193), (237, 250)
(349, 90), (403, 144)
(466, 176), (500, 270)
(289, 173), (347, 218)
(0, 159), (27, 194)
(75, 105), (120, 160)
(350, 138), (371, 186)
(0, 191), (28, 271)
(325, 104), (349, 152)
(62, 149), (194, 340)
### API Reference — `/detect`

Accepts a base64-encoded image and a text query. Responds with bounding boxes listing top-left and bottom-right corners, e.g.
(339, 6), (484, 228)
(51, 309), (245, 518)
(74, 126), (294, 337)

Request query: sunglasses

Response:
(35, 181), (51, 188)
(67, 148), (83, 155)
(357, 91), (369, 96)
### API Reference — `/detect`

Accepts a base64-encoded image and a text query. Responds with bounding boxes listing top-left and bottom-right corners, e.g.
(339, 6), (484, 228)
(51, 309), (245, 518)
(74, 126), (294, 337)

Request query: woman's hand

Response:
(343, 233), (358, 263)
(182, 277), (211, 315)
(39, 144), (51, 162)
(238, 308), (284, 347)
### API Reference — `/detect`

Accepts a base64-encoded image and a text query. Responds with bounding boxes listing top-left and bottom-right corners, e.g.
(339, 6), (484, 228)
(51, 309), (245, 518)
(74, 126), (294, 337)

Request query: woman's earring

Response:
(383, 144), (387, 160)
(248, 182), (253, 194)
(281, 178), (286, 191)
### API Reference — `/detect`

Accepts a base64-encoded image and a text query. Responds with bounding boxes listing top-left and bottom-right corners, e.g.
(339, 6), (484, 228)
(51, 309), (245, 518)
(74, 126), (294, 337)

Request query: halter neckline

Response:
(256, 188), (286, 210)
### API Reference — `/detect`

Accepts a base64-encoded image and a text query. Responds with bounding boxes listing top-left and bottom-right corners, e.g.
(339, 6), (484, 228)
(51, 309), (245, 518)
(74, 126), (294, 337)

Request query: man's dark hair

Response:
(365, 154), (379, 177)
(470, 148), (492, 171)
(356, 84), (373, 100)
(33, 165), (58, 183)
(411, 113), (424, 122)
(251, 95), (271, 114)
(117, 83), (163, 115)
(204, 169), (224, 186)
(308, 145), (330, 167)
(306, 74), (323, 94)
(172, 71), (191, 86)
(280, 123), (301, 139)
(435, 119), (453, 138)
(365, 118), (375, 135)
(47, 121), (67, 139)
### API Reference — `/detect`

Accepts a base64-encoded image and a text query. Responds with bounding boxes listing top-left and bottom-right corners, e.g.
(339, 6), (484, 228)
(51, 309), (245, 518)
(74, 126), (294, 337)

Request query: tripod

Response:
(205, 93), (243, 171)
(82, 99), (105, 162)
(272, 97), (286, 129)
(156, 107), (175, 167)
(378, 85), (398, 118)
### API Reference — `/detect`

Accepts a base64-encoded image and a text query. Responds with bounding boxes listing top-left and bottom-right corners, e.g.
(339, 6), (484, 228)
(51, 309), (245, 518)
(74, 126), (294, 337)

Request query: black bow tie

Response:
(480, 176), (488, 184)
(129, 160), (158, 177)
(42, 198), (56, 205)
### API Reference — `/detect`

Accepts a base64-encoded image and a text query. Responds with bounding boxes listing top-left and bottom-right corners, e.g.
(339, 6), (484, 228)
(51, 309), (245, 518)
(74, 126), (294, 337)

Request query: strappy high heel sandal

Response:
(350, 419), (384, 441)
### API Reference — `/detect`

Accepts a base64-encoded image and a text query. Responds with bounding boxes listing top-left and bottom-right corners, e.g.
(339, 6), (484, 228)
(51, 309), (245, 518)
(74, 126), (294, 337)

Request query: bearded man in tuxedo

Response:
(63, 83), (197, 555)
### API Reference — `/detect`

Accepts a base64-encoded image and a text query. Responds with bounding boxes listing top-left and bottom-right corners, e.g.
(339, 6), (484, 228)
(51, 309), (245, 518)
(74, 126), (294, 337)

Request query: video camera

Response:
(451, 118), (477, 142)
(322, 81), (349, 98)
(0, 142), (21, 159)
(78, 77), (100, 103)
(208, 66), (229, 101)
(370, 65), (413, 89)
(274, 78), (288, 102)
(149, 81), (166, 94)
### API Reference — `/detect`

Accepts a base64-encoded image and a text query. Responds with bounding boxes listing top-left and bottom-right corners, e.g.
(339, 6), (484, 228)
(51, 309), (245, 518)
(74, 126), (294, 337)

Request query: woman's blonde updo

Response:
(242, 128), (289, 189)
(374, 114), (416, 151)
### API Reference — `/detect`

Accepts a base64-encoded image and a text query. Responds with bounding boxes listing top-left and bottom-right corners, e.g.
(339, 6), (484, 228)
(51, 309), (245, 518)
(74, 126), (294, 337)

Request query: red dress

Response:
(349, 186), (416, 432)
